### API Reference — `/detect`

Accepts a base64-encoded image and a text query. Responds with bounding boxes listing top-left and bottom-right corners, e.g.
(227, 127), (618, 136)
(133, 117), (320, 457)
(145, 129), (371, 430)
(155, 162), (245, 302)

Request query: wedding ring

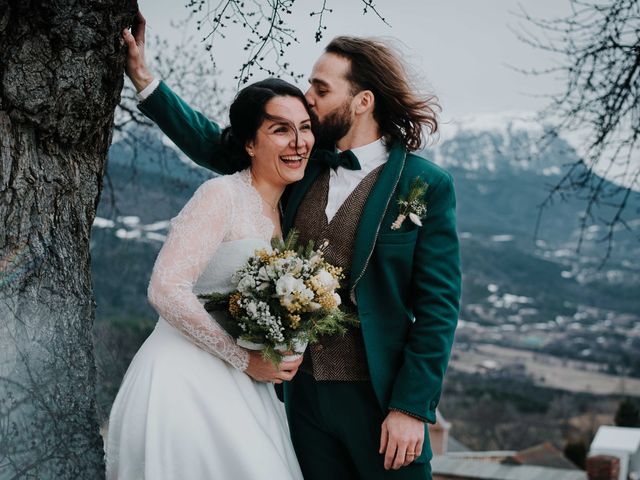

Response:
(406, 452), (415, 456)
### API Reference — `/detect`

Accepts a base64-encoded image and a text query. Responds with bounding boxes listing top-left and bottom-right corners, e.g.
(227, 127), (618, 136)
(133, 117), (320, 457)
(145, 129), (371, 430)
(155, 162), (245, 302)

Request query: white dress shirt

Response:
(326, 139), (387, 222)
(137, 78), (160, 102)
(137, 81), (388, 223)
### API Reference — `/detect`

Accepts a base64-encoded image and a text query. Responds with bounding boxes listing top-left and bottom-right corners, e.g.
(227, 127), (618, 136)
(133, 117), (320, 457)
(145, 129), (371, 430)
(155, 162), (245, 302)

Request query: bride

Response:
(105, 78), (313, 479)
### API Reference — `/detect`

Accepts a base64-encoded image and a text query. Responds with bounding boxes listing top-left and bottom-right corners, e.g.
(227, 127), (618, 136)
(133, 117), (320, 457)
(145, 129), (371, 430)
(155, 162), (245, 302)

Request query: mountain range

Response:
(91, 120), (640, 376)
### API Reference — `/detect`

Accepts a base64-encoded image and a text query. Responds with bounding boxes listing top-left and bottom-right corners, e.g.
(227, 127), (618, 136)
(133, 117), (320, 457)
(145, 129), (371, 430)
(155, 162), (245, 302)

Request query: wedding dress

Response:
(105, 169), (303, 480)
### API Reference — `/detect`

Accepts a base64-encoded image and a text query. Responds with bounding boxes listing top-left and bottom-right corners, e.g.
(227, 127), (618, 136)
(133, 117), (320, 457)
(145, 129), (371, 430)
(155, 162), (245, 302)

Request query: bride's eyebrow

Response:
(264, 115), (291, 127)
(265, 116), (310, 129)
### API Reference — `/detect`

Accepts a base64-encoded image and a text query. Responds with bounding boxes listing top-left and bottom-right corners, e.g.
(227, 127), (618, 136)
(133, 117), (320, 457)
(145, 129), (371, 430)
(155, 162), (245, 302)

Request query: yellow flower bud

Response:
(289, 314), (301, 329)
(228, 292), (243, 318)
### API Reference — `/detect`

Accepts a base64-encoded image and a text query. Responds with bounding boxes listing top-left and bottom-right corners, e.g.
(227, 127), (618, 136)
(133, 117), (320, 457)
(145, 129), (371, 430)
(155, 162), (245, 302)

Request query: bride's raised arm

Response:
(147, 178), (249, 371)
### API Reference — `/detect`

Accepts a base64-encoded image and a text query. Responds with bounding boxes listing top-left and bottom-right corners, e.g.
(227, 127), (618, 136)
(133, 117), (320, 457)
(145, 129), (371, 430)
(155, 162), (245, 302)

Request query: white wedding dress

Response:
(106, 169), (303, 480)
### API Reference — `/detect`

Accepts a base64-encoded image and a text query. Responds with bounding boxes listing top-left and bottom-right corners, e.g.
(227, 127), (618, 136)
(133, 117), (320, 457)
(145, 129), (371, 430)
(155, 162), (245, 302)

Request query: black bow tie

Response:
(314, 149), (362, 171)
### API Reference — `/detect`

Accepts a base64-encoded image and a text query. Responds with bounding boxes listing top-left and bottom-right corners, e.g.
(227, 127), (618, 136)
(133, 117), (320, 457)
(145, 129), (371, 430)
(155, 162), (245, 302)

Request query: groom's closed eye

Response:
(314, 87), (328, 97)
(314, 86), (328, 97)
(309, 79), (329, 96)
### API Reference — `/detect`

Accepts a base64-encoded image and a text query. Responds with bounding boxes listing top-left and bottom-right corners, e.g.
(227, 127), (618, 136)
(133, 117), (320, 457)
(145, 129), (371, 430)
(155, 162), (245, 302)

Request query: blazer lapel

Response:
(349, 143), (406, 293)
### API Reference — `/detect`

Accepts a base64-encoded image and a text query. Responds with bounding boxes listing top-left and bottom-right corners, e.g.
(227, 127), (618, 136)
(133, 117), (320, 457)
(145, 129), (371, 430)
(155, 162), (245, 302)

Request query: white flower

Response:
(244, 300), (258, 317)
(409, 212), (423, 226)
(308, 301), (322, 311)
(287, 258), (304, 275)
(308, 253), (322, 267)
(273, 258), (289, 274)
(299, 286), (315, 303)
(315, 269), (339, 292)
(275, 274), (305, 296)
(333, 292), (342, 306)
(237, 275), (256, 294)
(257, 266), (271, 282)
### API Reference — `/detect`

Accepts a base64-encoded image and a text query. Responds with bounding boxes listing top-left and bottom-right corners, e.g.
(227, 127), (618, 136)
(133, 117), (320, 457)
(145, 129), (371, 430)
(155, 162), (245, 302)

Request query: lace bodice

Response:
(147, 169), (274, 371)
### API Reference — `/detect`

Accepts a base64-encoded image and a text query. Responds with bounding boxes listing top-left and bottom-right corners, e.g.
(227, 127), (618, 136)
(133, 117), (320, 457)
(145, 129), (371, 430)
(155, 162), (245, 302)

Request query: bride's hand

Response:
(245, 351), (303, 383)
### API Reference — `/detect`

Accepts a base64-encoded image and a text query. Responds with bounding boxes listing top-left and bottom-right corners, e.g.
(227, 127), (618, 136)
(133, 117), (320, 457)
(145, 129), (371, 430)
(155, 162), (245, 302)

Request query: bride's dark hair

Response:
(221, 78), (312, 169)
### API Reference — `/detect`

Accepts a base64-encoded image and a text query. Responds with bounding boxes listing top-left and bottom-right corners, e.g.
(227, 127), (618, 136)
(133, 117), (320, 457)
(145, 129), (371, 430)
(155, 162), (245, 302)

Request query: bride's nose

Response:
(289, 132), (306, 150)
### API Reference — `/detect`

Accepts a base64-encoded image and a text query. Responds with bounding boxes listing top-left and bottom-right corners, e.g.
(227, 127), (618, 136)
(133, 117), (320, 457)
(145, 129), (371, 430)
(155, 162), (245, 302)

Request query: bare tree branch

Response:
(188, 0), (389, 85)
(519, 0), (640, 264)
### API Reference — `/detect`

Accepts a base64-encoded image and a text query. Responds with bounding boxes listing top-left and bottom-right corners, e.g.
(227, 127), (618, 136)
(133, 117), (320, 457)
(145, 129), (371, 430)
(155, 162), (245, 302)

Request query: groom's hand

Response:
(245, 351), (303, 384)
(379, 410), (424, 470)
(122, 11), (154, 92)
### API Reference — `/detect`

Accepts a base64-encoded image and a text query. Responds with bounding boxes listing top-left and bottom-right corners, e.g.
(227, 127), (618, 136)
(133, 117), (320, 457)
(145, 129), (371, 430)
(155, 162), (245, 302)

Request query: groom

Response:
(123, 14), (460, 480)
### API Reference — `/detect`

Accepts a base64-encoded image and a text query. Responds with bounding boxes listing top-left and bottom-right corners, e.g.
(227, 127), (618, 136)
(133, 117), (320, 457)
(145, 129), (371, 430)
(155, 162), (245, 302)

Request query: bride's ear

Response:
(245, 142), (255, 158)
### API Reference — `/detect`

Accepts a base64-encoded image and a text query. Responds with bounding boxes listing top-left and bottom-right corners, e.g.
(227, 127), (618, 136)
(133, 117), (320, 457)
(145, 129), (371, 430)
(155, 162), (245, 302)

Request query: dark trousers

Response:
(285, 372), (431, 480)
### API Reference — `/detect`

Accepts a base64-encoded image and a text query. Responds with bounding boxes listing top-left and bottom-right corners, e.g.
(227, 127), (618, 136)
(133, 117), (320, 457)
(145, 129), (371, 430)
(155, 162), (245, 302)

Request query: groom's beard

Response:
(313, 100), (353, 150)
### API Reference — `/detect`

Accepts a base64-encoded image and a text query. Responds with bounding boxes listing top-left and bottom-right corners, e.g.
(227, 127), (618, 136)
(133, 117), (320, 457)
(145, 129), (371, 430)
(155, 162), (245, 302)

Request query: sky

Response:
(137, 0), (570, 120)
(134, 0), (637, 189)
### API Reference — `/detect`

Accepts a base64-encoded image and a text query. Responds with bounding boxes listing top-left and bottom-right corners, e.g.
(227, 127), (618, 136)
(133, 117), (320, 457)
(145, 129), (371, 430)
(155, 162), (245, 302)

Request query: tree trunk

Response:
(0, 1), (135, 477)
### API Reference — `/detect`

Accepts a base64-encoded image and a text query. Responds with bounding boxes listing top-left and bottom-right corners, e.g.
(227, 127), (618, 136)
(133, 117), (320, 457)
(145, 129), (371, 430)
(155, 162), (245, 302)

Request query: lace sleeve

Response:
(147, 178), (249, 371)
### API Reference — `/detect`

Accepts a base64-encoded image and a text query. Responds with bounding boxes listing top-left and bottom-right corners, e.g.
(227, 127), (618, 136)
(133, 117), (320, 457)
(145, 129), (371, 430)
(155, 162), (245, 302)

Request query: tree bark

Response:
(0, 1), (135, 477)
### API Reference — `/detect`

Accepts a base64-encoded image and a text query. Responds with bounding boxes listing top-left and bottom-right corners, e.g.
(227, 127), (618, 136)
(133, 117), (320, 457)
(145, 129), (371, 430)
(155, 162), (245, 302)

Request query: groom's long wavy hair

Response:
(325, 36), (440, 152)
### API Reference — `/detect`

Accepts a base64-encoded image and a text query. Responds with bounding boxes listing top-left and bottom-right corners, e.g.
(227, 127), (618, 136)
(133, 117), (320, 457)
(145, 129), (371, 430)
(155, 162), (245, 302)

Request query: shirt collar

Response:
(337, 138), (387, 167)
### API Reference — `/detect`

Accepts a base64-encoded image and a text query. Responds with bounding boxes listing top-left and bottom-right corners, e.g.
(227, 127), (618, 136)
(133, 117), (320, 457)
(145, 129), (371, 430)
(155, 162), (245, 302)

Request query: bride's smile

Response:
(279, 154), (307, 168)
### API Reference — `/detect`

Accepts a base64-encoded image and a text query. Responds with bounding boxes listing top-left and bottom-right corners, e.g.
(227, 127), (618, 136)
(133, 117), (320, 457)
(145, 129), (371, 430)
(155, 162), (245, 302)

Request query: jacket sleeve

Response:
(388, 172), (461, 423)
(138, 81), (241, 175)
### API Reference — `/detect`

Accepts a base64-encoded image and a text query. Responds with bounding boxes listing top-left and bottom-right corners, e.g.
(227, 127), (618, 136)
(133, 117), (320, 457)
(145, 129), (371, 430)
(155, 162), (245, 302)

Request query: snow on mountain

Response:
(439, 111), (543, 141)
(424, 111), (572, 174)
(430, 111), (639, 191)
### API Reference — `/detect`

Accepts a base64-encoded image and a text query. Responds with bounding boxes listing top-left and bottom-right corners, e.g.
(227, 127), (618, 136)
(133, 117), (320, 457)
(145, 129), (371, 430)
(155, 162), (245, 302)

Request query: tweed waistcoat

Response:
(293, 165), (384, 381)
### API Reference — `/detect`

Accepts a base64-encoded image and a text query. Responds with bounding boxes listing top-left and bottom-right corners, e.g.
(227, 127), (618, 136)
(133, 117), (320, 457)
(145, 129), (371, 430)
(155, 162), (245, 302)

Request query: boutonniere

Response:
(391, 177), (428, 230)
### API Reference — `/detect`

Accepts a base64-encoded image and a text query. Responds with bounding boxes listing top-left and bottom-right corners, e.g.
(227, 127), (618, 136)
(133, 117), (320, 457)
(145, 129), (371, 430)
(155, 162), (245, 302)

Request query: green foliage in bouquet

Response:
(199, 229), (357, 364)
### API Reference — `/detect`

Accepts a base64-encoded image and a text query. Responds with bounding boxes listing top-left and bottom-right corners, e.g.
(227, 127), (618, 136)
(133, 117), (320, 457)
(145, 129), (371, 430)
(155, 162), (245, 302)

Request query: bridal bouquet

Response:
(199, 231), (355, 363)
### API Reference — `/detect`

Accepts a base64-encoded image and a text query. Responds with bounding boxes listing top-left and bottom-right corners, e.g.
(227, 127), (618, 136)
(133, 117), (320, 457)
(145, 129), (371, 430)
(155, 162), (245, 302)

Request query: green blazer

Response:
(139, 81), (461, 442)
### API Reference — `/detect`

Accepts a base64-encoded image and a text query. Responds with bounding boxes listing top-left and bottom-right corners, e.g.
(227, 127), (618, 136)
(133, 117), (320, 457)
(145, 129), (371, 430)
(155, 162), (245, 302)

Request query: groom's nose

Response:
(304, 89), (315, 107)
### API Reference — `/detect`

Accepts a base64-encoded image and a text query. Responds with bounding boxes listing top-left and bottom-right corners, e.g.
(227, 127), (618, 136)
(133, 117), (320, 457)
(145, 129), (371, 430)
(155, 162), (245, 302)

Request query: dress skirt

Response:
(106, 318), (302, 480)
